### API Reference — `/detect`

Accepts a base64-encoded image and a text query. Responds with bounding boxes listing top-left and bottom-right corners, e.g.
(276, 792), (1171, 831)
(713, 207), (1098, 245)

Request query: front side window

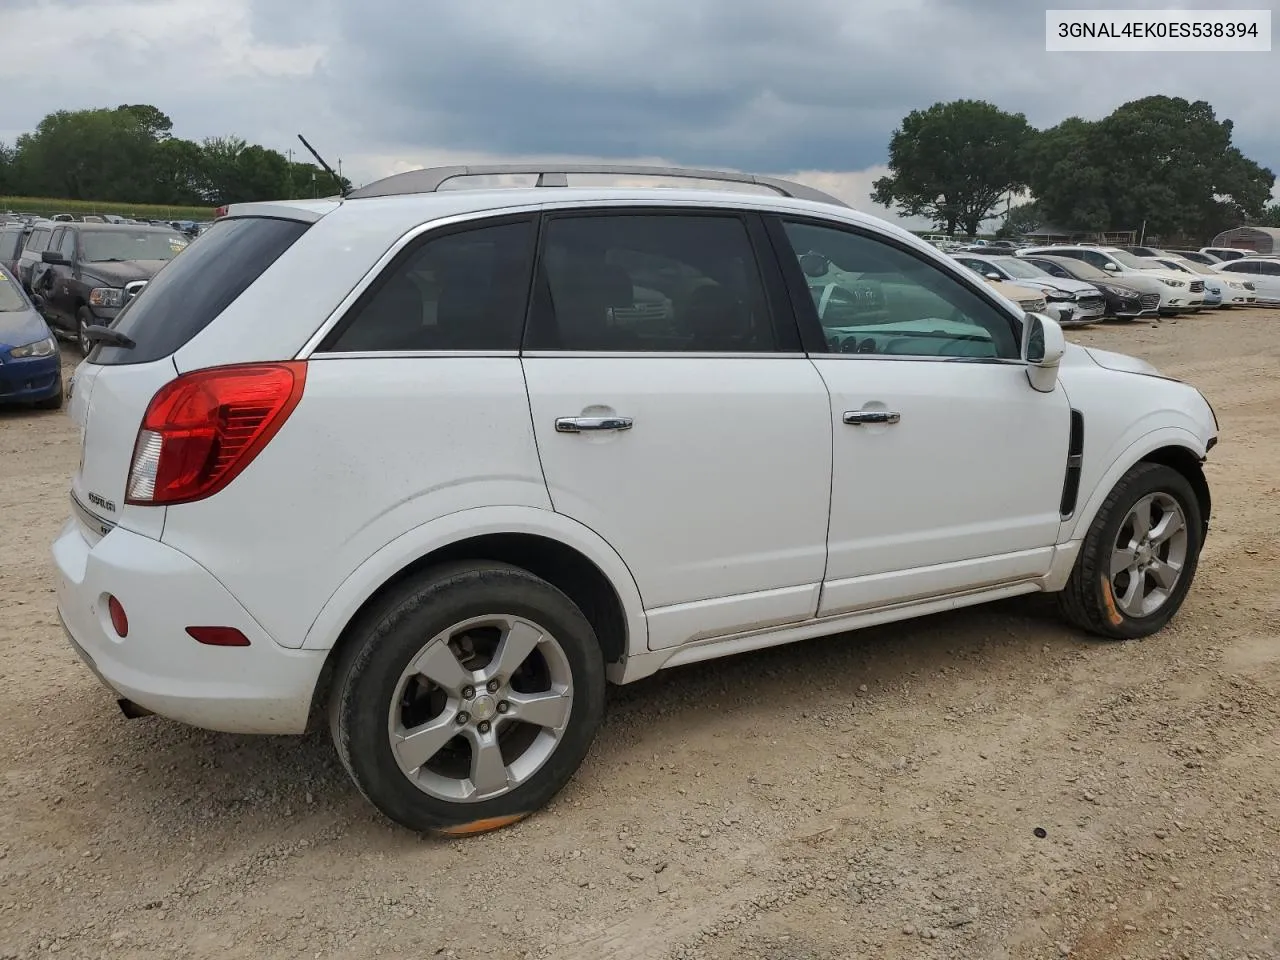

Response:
(1256, 261), (1280, 276)
(778, 220), (1021, 360)
(59, 229), (76, 259)
(0, 272), (28, 311)
(525, 213), (775, 353)
(320, 217), (537, 353)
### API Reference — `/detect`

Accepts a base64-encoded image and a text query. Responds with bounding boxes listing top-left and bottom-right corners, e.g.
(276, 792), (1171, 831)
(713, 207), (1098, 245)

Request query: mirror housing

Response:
(984, 271), (1002, 281)
(31, 293), (46, 312)
(799, 252), (830, 278)
(1021, 312), (1066, 393)
(41, 251), (69, 265)
(1103, 261), (1119, 272)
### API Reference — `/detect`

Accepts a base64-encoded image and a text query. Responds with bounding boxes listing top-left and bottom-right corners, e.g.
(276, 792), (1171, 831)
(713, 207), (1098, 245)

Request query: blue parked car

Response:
(0, 264), (63, 409)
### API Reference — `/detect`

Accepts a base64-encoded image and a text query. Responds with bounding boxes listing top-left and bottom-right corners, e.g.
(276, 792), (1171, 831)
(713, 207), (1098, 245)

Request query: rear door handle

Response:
(555, 416), (634, 433)
(843, 410), (901, 426)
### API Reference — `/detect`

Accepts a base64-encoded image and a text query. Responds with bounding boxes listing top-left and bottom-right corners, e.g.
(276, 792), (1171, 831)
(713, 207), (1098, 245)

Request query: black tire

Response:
(34, 377), (64, 410)
(1056, 462), (1203, 640)
(76, 307), (94, 357)
(329, 561), (606, 835)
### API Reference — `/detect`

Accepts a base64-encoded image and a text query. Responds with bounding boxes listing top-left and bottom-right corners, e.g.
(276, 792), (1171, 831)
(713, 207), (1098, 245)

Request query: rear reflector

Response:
(186, 626), (251, 647)
(126, 362), (306, 506)
(107, 595), (128, 637)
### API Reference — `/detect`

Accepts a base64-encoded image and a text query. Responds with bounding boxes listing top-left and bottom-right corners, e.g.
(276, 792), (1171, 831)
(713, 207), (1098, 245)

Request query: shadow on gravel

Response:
(69, 595), (1092, 841)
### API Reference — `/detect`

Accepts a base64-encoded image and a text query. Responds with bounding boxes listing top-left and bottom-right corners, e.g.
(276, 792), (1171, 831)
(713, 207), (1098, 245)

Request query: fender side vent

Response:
(1059, 409), (1085, 519)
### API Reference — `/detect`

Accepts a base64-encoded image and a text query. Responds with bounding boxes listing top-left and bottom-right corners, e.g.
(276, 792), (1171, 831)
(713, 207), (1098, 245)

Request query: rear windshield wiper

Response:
(84, 325), (136, 349)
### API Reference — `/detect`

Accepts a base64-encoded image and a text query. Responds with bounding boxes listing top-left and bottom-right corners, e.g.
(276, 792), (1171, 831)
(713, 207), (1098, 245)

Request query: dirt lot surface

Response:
(2, 310), (1278, 960)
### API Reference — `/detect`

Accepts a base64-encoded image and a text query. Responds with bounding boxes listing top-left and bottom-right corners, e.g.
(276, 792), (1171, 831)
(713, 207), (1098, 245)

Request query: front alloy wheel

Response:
(1057, 462), (1203, 639)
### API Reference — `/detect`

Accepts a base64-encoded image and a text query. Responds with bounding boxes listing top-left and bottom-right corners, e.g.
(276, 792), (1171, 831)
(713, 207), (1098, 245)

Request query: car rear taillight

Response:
(125, 362), (306, 506)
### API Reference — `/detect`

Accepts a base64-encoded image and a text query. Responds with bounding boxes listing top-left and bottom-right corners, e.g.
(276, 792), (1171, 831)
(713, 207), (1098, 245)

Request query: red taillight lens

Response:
(186, 626), (251, 647)
(107, 595), (128, 637)
(125, 362), (306, 506)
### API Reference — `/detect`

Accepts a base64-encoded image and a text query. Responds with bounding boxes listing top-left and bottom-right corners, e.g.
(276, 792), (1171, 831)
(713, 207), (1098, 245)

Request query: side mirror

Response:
(799, 253), (830, 278)
(984, 272), (1002, 281)
(41, 251), (69, 265)
(31, 293), (46, 312)
(1103, 262), (1119, 272)
(1021, 312), (1065, 393)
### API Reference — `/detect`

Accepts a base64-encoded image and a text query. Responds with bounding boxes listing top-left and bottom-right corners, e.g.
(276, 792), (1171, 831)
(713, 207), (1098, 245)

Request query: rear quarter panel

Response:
(157, 357), (552, 649)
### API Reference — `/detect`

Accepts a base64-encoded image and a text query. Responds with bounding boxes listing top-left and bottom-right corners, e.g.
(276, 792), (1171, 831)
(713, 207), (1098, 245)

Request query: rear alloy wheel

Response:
(330, 561), (606, 835)
(1057, 462), (1203, 639)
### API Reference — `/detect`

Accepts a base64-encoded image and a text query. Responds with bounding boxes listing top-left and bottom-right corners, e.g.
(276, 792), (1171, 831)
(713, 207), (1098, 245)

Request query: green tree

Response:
(872, 99), (1032, 237)
(0, 141), (13, 194)
(996, 200), (1043, 238)
(1027, 97), (1275, 239)
(1258, 203), (1280, 228)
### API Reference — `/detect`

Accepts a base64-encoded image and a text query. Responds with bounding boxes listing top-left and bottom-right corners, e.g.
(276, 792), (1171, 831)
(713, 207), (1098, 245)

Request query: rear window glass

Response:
(0, 272), (28, 311)
(90, 216), (310, 366)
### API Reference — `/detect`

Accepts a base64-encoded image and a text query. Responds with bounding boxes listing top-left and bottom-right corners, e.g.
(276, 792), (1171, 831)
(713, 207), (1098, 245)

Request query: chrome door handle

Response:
(843, 410), (901, 426)
(555, 416), (634, 433)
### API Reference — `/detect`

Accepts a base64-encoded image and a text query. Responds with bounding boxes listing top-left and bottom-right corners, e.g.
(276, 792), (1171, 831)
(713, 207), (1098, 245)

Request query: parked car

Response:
(1200, 247), (1252, 262)
(0, 221), (28, 278)
(1168, 250), (1222, 266)
(1019, 245), (1199, 314)
(54, 163), (1218, 836)
(1017, 255), (1160, 319)
(1118, 245), (1175, 259)
(1146, 256), (1253, 307)
(0, 264), (62, 409)
(31, 223), (191, 355)
(15, 221), (55, 291)
(952, 252), (1104, 325)
(1212, 257), (1280, 304)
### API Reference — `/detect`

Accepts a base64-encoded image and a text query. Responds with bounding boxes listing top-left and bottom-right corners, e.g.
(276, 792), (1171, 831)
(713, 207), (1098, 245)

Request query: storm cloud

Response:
(1, 0), (1276, 224)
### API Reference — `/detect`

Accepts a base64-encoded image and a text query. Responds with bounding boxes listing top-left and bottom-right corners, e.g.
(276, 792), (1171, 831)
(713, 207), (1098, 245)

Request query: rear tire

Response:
(329, 561), (606, 835)
(1056, 462), (1203, 640)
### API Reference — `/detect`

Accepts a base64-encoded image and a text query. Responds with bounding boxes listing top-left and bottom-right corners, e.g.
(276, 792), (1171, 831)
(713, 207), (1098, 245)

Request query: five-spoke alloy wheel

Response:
(330, 562), (606, 835)
(1057, 462), (1204, 639)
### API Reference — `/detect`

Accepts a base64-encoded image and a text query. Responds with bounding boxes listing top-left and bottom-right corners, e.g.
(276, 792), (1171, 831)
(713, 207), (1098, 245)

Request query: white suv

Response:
(54, 164), (1218, 836)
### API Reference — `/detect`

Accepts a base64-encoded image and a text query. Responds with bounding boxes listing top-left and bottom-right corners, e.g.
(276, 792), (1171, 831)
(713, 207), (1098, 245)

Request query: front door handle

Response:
(843, 410), (901, 426)
(555, 416), (634, 433)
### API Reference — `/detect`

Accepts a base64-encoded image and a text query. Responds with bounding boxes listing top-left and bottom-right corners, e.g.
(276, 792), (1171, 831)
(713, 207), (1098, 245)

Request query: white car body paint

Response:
(51, 184), (1219, 734)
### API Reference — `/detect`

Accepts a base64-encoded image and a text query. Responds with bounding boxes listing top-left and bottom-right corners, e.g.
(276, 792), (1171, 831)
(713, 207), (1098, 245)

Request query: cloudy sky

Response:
(1, 0), (1277, 226)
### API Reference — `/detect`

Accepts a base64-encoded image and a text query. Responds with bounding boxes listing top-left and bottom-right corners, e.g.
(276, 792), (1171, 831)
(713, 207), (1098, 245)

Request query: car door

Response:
(767, 215), (1072, 617)
(1249, 260), (1280, 302)
(46, 228), (78, 324)
(521, 207), (833, 650)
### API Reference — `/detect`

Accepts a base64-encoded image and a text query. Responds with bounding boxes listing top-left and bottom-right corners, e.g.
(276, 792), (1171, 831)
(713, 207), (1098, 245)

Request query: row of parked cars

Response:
(934, 241), (1276, 327)
(0, 215), (193, 408)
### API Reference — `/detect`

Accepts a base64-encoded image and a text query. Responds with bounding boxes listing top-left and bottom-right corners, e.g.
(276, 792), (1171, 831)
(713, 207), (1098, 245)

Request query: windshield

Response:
(992, 257), (1048, 279)
(0, 273), (29, 311)
(81, 230), (190, 263)
(1108, 249), (1157, 269)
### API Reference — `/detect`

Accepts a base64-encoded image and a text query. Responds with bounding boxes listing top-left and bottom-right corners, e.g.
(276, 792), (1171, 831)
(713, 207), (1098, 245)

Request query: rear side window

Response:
(90, 216), (309, 366)
(317, 217), (537, 353)
(0, 271), (28, 311)
(26, 228), (51, 253)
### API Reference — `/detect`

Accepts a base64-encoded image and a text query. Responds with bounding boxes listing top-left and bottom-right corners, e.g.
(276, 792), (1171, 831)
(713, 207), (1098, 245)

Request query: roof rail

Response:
(345, 163), (849, 208)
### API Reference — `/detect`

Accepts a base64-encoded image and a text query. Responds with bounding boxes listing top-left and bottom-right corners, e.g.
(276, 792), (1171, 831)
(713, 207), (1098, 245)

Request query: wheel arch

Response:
(301, 507), (648, 725)
(1068, 428), (1211, 544)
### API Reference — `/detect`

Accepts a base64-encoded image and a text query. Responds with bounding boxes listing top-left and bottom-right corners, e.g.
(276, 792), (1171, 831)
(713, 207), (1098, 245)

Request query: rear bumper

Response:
(52, 518), (327, 734)
(0, 353), (61, 403)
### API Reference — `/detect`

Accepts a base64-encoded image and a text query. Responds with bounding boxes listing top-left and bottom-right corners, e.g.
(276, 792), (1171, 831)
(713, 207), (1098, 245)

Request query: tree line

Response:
(871, 95), (1279, 239)
(0, 104), (350, 207)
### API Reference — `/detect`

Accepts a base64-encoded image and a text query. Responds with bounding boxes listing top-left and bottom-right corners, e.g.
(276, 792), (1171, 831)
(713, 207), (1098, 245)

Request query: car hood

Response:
(1076, 344), (1162, 377)
(1034, 276), (1101, 296)
(0, 306), (52, 351)
(78, 259), (171, 286)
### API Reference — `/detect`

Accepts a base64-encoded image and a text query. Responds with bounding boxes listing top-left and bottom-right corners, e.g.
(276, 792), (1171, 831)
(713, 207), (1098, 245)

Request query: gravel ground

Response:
(1, 309), (1278, 960)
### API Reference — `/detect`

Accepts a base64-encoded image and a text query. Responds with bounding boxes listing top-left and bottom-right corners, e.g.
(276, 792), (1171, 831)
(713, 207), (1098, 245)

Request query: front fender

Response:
(1066, 423), (1208, 544)
(300, 505), (649, 659)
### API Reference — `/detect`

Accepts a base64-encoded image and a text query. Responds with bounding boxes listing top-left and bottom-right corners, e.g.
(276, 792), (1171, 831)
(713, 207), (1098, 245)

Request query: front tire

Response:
(76, 307), (94, 357)
(329, 561), (606, 835)
(1057, 462), (1203, 639)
